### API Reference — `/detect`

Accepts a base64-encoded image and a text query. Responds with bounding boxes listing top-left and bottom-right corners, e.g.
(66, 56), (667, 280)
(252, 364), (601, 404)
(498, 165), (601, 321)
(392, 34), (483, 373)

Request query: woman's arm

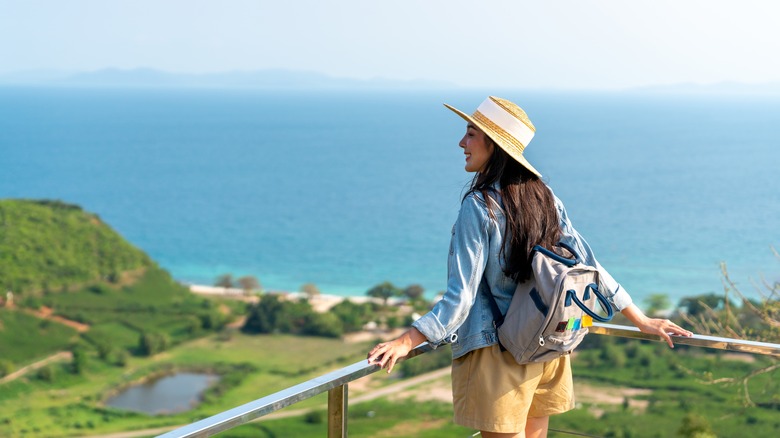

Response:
(621, 304), (693, 348)
(367, 194), (491, 373)
(552, 193), (694, 346)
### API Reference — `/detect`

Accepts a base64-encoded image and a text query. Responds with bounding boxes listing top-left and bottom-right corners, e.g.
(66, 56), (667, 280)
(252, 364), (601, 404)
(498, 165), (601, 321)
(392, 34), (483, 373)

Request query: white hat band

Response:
(476, 98), (535, 148)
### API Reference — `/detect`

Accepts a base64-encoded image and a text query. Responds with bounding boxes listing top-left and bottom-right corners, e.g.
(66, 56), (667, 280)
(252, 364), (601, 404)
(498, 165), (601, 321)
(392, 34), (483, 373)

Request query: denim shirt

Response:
(412, 186), (634, 359)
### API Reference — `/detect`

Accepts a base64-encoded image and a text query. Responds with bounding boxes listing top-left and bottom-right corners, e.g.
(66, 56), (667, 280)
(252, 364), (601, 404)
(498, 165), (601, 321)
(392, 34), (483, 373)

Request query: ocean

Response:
(1, 87), (778, 305)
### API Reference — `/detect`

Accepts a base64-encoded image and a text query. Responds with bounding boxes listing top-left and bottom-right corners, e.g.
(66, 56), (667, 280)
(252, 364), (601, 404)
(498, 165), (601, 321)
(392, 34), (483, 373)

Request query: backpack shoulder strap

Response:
(481, 278), (507, 351)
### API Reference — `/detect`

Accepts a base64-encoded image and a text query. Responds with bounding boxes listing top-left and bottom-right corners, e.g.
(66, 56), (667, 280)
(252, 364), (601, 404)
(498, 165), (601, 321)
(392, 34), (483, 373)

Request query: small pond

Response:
(105, 372), (220, 415)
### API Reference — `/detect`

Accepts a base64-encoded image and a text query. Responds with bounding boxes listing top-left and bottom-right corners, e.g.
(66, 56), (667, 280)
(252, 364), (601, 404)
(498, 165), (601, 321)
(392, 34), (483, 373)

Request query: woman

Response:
(367, 96), (692, 438)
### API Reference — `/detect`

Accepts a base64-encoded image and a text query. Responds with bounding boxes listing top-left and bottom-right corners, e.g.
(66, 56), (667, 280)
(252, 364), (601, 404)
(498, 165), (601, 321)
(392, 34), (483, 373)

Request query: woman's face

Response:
(459, 123), (494, 173)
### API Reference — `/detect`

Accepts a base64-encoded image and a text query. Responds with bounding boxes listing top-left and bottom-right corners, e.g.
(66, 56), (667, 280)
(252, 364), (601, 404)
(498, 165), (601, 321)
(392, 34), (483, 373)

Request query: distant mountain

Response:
(0, 68), (456, 90)
(630, 81), (780, 95)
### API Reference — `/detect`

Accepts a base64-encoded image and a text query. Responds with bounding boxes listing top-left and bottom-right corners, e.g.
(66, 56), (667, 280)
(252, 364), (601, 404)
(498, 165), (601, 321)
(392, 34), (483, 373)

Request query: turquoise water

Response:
(1, 88), (778, 304)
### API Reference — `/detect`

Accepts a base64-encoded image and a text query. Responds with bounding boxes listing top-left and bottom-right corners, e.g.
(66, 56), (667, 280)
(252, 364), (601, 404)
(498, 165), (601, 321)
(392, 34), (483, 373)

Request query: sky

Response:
(1, 0), (779, 90)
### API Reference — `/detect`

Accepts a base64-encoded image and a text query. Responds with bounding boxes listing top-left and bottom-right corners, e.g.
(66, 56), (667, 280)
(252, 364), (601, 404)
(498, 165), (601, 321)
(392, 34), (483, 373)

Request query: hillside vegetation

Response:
(0, 199), (232, 370)
(0, 199), (151, 294)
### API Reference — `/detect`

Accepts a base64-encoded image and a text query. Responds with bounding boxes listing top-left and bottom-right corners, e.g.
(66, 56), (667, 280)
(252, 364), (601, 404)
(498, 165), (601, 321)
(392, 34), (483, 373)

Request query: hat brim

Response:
(444, 103), (542, 178)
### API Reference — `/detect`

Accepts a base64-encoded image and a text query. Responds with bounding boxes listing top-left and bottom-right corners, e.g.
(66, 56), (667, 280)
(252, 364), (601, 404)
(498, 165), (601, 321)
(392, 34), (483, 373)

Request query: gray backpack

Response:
(489, 242), (614, 365)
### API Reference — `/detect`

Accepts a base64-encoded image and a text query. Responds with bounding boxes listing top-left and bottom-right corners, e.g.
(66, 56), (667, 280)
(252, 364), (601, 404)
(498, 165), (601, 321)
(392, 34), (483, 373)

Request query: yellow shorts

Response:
(451, 344), (574, 433)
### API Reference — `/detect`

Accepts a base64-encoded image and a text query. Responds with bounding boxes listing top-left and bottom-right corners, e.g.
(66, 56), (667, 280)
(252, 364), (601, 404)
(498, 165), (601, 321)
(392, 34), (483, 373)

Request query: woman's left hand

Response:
(621, 304), (694, 348)
(635, 317), (693, 348)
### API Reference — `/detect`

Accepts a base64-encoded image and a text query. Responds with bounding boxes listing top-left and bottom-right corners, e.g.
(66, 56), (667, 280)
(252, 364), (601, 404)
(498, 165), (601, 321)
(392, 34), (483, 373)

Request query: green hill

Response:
(0, 199), (231, 370)
(0, 199), (152, 294)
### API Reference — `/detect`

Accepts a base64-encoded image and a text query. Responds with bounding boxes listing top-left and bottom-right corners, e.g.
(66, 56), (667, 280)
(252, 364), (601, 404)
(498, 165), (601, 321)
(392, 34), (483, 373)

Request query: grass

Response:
(0, 309), (79, 365)
(3, 308), (780, 437)
(0, 331), (376, 437)
(217, 398), (473, 438)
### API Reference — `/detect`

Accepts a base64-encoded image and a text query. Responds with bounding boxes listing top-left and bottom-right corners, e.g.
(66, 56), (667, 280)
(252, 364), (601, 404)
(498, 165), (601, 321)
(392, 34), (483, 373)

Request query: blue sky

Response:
(1, 0), (779, 89)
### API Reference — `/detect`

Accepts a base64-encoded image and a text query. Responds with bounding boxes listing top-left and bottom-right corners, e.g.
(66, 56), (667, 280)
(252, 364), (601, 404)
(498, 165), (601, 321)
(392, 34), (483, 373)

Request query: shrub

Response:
(0, 360), (14, 378)
(398, 344), (452, 377)
(304, 410), (323, 424)
(330, 299), (374, 332)
(112, 350), (128, 367)
(71, 348), (87, 374)
(37, 364), (56, 382)
(242, 294), (317, 336)
(138, 331), (169, 356)
(302, 312), (343, 338)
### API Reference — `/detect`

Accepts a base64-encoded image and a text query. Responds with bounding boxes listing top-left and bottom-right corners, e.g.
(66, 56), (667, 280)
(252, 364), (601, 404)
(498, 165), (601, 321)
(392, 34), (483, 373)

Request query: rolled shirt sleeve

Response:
(412, 194), (490, 346)
(555, 196), (634, 311)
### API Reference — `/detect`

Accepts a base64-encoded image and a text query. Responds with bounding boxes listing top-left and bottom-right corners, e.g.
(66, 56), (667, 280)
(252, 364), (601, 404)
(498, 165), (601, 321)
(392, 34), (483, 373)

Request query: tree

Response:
(242, 295), (285, 334)
(403, 284), (425, 301)
(678, 292), (730, 317)
(301, 283), (320, 298)
(678, 413), (716, 438)
(644, 293), (671, 317)
(242, 294), (313, 335)
(214, 273), (234, 289)
(330, 299), (374, 332)
(680, 258), (780, 407)
(71, 348), (87, 375)
(138, 331), (170, 356)
(237, 276), (261, 295)
(366, 281), (402, 306)
(302, 312), (344, 338)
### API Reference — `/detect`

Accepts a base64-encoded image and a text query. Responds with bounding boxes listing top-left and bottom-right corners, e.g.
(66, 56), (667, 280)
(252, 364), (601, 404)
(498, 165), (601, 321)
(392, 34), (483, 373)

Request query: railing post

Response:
(328, 383), (348, 437)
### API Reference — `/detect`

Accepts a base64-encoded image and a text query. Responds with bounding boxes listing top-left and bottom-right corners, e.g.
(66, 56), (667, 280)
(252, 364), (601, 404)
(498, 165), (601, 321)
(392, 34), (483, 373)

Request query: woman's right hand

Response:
(367, 327), (426, 373)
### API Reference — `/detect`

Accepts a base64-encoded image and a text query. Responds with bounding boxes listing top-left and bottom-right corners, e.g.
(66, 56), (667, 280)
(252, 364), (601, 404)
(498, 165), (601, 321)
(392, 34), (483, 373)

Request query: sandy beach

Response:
(187, 284), (400, 312)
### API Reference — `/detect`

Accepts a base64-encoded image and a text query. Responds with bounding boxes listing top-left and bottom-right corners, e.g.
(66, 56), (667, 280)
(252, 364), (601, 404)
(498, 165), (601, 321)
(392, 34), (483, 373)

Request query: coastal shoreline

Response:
(187, 283), (395, 312)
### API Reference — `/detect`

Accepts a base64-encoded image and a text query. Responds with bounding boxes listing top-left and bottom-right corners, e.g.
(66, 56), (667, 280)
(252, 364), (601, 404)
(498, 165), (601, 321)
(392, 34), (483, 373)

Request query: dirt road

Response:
(0, 351), (73, 385)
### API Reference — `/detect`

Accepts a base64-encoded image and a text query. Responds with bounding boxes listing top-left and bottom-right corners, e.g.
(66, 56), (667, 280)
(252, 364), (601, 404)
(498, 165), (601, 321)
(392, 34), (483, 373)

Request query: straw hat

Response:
(444, 96), (540, 177)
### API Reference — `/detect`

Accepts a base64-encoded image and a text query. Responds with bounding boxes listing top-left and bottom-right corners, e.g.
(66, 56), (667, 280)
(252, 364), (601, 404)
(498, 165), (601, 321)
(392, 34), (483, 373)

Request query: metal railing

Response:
(158, 324), (780, 438)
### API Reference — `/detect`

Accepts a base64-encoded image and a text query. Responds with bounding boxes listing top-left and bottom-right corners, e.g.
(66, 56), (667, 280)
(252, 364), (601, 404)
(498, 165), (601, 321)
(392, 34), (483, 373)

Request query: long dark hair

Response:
(465, 137), (561, 282)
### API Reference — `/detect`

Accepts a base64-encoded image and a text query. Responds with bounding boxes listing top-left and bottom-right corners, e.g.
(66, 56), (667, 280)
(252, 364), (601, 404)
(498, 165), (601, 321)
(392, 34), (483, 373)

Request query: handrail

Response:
(589, 323), (780, 357)
(157, 343), (434, 438)
(158, 325), (780, 438)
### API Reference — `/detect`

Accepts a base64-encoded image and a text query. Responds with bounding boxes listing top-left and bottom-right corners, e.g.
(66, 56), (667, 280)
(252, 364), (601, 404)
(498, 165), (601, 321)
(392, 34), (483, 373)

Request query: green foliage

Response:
(36, 364), (56, 382)
(138, 331), (170, 356)
(366, 281), (402, 305)
(45, 268), (224, 350)
(0, 360), (14, 377)
(678, 293), (731, 317)
(403, 284), (425, 301)
(70, 348), (87, 375)
(644, 293), (671, 317)
(330, 299), (376, 332)
(0, 309), (78, 366)
(303, 410), (323, 424)
(678, 413), (716, 438)
(301, 283), (320, 297)
(214, 273), (234, 288)
(112, 350), (128, 367)
(242, 294), (343, 337)
(398, 344), (452, 378)
(0, 199), (152, 294)
(301, 312), (343, 338)
(227, 398), (472, 437)
(236, 276), (260, 293)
